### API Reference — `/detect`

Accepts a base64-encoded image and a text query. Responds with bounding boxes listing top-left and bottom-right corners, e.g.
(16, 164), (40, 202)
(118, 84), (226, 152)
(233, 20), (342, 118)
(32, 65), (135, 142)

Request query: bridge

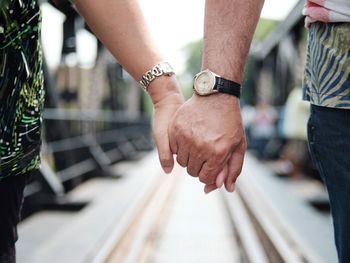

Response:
(16, 1), (338, 262)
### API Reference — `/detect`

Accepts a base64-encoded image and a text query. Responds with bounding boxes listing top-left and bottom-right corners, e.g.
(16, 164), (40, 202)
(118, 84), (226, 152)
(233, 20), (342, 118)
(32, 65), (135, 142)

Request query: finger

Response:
(198, 161), (223, 185)
(203, 164), (228, 194)
(204, 183), (218, 194)
(176, 147), (190, 168)
(216, 164), (228, 188)
(198, 149), (231, 185)
(198, 143), (233, 185)
(187, 152), (205, 177)
(154, 127), (174, 174)
(168, 122), (178, 154)
(225, 150), (245, 192)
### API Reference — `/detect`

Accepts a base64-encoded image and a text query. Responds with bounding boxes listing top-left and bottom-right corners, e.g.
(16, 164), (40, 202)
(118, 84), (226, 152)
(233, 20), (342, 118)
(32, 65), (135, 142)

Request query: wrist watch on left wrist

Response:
(139, 62), (175, 91)
(193, 69), (241, 98)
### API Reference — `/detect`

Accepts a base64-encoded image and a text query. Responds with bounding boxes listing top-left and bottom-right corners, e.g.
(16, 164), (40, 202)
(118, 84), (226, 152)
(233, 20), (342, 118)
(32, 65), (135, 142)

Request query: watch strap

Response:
(215, 77), (241, 98)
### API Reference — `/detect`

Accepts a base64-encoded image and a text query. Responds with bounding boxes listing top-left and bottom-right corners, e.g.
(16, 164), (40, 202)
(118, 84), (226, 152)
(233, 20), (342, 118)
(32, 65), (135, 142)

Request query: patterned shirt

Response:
(303, 22), (350, 109)
(0, 0), (44, 181)
(303, 0), (350, 27)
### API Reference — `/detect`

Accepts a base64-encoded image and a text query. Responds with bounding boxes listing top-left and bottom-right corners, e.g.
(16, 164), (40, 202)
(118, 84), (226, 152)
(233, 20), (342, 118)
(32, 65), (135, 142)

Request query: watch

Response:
(139, 62), (175, 91)
(193, 69), (241, 98)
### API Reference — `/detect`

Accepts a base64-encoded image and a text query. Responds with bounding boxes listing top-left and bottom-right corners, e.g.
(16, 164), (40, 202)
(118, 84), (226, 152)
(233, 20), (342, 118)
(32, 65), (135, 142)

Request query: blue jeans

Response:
(307, 104), (350, 263)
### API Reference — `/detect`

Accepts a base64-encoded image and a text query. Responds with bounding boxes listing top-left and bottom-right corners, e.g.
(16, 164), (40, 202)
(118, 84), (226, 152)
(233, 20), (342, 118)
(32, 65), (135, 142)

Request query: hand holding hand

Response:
(168, 93), (246, 191)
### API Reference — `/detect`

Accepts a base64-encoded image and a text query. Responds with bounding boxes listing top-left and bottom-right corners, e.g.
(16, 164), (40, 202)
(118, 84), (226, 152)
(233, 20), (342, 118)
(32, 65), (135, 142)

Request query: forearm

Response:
(74, 0), (180, 103)
(202, 0), (264, 83)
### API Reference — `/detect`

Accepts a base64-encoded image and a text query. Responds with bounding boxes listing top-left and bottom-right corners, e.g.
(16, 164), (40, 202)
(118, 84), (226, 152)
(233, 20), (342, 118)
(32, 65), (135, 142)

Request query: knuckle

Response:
(174, 122), (184, 134)
(214, 145), (229, 161)
(194, 139), (205, 151)
(172, 120), (180, 129)
(182, 128), (193, 141)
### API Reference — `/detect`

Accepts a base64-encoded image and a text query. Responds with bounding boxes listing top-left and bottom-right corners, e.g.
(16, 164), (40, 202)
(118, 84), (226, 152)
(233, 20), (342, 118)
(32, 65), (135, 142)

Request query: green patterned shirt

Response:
(0, 0), (44, 180)
(303, 22), (350, 108)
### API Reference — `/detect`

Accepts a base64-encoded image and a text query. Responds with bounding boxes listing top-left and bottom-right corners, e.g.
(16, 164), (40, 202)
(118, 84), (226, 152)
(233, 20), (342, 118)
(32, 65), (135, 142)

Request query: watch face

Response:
(194, 70), (216, 95)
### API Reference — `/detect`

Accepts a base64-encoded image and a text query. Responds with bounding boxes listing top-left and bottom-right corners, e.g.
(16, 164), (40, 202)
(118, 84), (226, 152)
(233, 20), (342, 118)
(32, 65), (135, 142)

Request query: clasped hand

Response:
(153, 83), (246, 194)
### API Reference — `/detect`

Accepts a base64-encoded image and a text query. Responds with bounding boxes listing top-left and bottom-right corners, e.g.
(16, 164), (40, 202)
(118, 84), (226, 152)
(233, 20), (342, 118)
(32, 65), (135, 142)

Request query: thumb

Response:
(153, 124), (174, 174)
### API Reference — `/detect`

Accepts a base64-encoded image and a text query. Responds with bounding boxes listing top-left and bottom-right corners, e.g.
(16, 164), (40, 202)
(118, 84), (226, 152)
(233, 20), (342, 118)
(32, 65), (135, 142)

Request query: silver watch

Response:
(193, 70), (219, 95)
(139, 62), (175, 91)
(193, 69), (241, 98)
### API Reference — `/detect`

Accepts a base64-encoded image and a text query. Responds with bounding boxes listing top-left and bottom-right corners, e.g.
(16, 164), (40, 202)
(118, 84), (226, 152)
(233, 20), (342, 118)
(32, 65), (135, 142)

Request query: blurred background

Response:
(17, 0), (337, 262)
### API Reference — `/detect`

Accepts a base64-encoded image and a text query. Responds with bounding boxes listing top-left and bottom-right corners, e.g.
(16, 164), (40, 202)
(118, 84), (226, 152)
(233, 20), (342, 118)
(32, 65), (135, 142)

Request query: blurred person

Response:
(303, 1), (350, 262)
(249, 101), (278, 159)
(241, 104), (256, 150)
(0, 0), (185, 261)
(274, 88), (310, 178)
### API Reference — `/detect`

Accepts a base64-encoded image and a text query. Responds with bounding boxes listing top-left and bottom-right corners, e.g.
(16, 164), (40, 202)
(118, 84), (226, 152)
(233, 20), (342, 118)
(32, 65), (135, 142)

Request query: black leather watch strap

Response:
(215, 76), (241, 98)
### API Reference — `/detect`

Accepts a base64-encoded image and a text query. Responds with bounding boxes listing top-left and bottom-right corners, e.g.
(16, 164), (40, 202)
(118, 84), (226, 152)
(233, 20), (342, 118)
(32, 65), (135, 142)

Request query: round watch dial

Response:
(194, 71), (216, 95)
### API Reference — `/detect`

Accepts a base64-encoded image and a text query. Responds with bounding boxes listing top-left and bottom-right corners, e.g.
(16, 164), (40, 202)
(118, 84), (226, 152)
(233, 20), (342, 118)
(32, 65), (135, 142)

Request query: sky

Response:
(42, 0), (299, 72)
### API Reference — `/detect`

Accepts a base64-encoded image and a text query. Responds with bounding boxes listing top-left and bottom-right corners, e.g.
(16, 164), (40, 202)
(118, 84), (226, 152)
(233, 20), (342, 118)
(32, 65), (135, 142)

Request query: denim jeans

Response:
(307, 104), (350, 263)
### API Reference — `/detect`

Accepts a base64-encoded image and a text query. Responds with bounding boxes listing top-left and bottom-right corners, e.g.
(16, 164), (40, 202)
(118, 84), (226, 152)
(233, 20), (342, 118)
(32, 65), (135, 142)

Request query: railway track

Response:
(91, 161), (326, 263)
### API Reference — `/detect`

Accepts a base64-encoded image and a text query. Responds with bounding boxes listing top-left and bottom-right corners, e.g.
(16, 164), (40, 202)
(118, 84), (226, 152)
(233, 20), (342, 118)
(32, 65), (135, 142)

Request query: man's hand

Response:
(150, 76), (184, 174)
(168, 93), (246, 190)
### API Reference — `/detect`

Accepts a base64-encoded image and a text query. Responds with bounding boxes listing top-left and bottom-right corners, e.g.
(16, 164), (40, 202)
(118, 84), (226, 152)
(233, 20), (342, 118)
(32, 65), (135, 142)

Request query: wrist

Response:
(192, 92), (240, 109)
(139, 62), (175, 91)
(148, 75), (183, 105)
(200, 62), (244, 85)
